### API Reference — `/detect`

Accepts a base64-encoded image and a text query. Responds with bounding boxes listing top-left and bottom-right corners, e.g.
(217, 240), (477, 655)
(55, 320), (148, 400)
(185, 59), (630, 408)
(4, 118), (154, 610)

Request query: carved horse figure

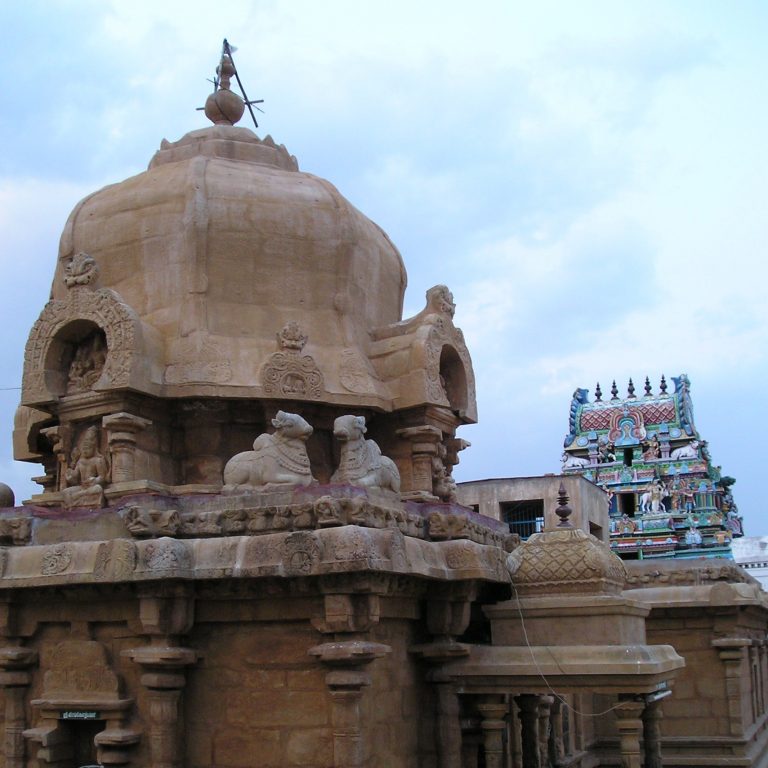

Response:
(331, 415), (400, 493)
(223, 411), (315, 491)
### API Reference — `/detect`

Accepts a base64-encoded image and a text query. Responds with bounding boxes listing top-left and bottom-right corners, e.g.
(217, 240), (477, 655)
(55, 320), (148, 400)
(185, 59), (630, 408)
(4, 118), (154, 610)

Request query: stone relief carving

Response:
(223, 411), (315, 492)
(331, 415), (400, 493)
(281, 531), (321, 575)
(63, 251), (99, 288)
(339, 348), (372, 393)
(41, 543), (73, 576)
(141, 538), (192, 571)
(0, 517), (32, 545)
(123, 505), (181, 537)
(261, 321), (324, 399)
(66, 329), (107, 393)
(22, 287), (140, 404)
(61, 426), (109, 509)
(164, 333), (233, 385)
(93, 540), (137, 580)
(43, 640), (120, 698)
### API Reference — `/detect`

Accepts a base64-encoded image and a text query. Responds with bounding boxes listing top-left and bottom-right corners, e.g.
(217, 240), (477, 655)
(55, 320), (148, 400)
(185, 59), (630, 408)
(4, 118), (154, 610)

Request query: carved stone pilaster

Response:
(0, 646), (37, 768)
(124, 646), (198, 768)
(396, 425), (442, 499)
(309, 641), (390, 768)
(642, 699), (663, 768)
(615, 698), (645, 768)
(515, 695), (540, 768)
(41, 424), (71, 493)
(713, 637), (750, 737)
(103, 412), (151, 484)
(477, 698), (507, 768)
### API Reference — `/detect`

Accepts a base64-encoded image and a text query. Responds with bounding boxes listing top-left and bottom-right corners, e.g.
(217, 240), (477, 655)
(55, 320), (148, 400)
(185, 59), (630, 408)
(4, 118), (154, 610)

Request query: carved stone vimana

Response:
(0, 47), (517, 768)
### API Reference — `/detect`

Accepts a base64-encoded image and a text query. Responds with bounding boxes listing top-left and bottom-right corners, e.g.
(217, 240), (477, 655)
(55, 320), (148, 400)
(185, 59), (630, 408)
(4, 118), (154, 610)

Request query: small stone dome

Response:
(506, 528), (627, 596)
(43, 125), (407, 405)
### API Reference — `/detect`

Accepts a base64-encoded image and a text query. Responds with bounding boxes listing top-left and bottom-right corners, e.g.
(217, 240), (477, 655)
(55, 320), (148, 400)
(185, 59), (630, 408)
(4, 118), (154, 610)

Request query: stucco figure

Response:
(562, 452), (590, 470)
(223, 411), (315, 491)
(670, 440), (699, 461)
(62, 426), (109, 509)
(331, 415), (400, 493)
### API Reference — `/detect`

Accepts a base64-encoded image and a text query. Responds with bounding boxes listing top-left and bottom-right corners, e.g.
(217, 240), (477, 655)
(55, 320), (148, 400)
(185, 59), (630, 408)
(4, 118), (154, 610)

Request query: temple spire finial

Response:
(594, 382), (602, 402)
(555, 483), (573, 528)
(203, 39), (264, 128)
(627, 378), (636, 398)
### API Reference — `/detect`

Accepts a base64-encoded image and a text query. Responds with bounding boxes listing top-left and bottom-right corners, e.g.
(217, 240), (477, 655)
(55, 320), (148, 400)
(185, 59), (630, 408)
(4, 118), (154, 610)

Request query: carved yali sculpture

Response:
(61, 426), (109, 509)
(331, 415), (400, 493)
(223, 411), (315, 492)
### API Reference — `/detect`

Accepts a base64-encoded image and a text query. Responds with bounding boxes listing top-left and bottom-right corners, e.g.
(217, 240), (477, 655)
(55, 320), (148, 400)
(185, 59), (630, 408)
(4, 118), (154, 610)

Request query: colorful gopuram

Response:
(561, 374), (743, 560)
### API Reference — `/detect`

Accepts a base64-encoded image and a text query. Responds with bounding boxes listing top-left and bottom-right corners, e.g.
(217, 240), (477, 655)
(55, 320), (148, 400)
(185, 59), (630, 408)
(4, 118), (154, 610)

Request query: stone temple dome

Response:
(15, 111), (476, 497)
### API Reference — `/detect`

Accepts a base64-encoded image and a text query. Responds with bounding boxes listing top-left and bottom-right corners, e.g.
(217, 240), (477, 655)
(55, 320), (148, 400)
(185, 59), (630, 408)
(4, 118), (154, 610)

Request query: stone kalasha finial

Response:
(644, 376), (652, 396)
(204, 44), (245, 126)
(610, 380), (619, 400)
(555, 483), (573, 528)
(594, 382), (602, 402)
(660, 374), (668, 394)
(627, 378), (636, 398)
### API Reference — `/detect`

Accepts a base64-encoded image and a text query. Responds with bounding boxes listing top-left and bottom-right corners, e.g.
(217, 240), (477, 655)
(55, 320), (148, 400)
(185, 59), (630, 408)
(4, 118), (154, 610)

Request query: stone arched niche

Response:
(22, 288), (145, 406)
(439, 344), (468, 414)
(44, 320), (108, 396)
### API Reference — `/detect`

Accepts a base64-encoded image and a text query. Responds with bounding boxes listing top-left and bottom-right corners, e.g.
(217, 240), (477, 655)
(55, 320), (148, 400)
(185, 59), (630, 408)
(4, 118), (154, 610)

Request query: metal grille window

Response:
(500, 499), (544, 540)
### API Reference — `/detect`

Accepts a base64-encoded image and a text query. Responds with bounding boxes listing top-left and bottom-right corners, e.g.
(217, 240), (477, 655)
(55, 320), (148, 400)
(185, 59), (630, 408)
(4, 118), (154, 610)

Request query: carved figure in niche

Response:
(616, 514), (636, 535)
(223, 411), (315, 492)
(642, 434), (660, 461)
(63, 251), (99, 288)
(66, 329), (107, 393)
(640, 479), (665, 514)
(432, 442), (457, 502)
(598, 439), (616, 463)
(62, 426), (109, 508)
(561, 452), (590, 470)
(670, 440), (699, 461)
(331, 415), (400, 493)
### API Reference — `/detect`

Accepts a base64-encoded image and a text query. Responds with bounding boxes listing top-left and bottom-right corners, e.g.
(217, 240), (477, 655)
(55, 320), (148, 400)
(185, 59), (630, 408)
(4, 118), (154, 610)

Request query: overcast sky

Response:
(1, 1), (766, 535)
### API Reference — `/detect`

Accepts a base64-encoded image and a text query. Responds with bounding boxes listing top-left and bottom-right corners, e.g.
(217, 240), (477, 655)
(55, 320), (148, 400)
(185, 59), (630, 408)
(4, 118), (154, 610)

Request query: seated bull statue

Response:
(331, 415), (400, 493)
(223, 411), (315, 492)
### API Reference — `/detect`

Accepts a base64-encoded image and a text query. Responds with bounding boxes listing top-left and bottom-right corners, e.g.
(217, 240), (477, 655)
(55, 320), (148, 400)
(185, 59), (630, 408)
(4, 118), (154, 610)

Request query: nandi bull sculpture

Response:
(223, 411), (315, 492)
(331, 415), (400, 493)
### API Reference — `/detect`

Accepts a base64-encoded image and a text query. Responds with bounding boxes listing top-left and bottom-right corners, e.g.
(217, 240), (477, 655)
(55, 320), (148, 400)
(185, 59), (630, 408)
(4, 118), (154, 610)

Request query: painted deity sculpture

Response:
(331, 415), (400, 493)
(223, 411), (315, 492)
(62, 426), (109, 509)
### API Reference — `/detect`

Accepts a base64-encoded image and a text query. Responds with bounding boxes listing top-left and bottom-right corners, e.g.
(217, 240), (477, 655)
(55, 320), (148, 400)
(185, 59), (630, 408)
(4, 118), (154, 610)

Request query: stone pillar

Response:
(429, 669), (464, 768)
(516, 694), (541, 768)
(103, 412), (152, 483)
(0, 647), (37, 768)
(537, 695), (552, 767)
(477, 698), (507, 768)
(309, 640), (390, 768)
(713, 637), (749, 737)
(615, 699), (645, 768)
(642, 700), (663, 768)
(125, 645), (197, 768)
(459, 715), (481, 768)
(124, 590), (196, 768)
(549, 697), (566, 766)
(396, 425), (442, 499)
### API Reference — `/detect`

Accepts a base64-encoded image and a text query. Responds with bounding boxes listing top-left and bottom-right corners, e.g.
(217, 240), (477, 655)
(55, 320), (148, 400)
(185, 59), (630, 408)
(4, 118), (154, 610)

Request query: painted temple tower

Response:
(561, 374), (743, 560)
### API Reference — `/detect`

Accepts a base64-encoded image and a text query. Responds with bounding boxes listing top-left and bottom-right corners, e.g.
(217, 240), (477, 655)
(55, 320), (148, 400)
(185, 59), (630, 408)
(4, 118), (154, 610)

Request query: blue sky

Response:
(1, 1), (766, 534)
